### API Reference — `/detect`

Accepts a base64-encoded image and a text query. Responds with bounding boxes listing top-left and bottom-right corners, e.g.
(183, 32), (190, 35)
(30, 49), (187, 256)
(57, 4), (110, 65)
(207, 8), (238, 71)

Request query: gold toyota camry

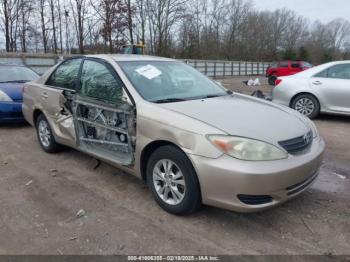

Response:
(22, 55), (325, 215)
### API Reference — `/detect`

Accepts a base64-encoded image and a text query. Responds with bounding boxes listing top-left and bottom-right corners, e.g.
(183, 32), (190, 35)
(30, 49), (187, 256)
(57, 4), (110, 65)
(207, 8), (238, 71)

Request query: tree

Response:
(70, 0), (88, 54)
(146, 0), (188, 56)
(39, 0), (48, 52)
(1, 0), (20, 52)
(49, 0), (58, 53)
(91, 0), (128, 53)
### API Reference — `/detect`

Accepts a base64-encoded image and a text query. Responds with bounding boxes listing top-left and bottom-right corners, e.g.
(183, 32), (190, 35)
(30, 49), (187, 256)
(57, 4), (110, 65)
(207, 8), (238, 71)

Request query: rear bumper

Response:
(0, 101), (25, 123)
(189, 136), (325, 213)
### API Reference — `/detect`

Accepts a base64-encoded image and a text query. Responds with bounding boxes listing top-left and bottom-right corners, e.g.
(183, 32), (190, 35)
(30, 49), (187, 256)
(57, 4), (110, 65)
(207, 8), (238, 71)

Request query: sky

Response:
(253, 0), (350, 23)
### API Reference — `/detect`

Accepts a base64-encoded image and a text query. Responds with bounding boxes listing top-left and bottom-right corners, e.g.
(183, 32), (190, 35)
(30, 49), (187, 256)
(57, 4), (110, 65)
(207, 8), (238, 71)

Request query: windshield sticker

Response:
(135, 65), (162, 80)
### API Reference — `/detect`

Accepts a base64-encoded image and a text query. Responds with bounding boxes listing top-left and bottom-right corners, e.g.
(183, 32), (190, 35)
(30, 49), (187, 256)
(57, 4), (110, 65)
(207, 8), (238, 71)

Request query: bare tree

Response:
(49, 0), (57, 53)
(70, 0), (88, 54)
(124, 0), (134, 44)
(135, 0), (146, 43)
(90, 0), (128, 53)
(38, 0), (48, 52)
(146, 0), (187, 56)
(1, 0), (20, 52)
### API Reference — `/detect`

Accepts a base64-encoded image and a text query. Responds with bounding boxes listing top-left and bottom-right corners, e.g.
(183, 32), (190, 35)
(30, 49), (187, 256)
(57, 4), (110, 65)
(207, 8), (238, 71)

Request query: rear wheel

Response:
(36, 114), (62, 153)
(147, 145), (201, 215)
(268, 75), (277, 86)
(291, 94), (320, 119)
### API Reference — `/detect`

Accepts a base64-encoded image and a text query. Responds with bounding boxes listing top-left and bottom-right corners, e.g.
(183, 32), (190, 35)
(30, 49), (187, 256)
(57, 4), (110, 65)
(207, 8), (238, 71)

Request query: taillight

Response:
(275, 79), (282, 86)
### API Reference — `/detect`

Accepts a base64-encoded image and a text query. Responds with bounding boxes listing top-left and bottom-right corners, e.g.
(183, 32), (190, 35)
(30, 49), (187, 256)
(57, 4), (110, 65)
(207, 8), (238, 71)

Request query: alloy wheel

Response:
(38, 120), (51, 148)
(295, 98), (315, 116)
(152, 159), (186, 205)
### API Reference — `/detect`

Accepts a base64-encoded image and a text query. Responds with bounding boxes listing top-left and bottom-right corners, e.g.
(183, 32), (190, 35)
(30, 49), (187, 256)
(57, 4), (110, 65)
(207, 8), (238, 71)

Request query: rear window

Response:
(46, 58), (82, 90)
(279, 62), (289, 68)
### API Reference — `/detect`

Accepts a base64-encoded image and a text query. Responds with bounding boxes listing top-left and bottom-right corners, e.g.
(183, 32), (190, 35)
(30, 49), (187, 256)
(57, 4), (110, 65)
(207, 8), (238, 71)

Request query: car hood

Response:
(159, 94), (310, 144)
(0, 83), (24, 101)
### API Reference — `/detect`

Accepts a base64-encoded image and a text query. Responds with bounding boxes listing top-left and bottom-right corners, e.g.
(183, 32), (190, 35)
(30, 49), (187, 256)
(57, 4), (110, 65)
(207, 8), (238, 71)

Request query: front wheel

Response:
(147, 145), (201, 215)
(291, 94), (320, 119)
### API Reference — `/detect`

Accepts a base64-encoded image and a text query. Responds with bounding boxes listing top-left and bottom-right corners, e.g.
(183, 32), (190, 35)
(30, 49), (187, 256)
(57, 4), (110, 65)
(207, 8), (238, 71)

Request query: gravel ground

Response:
(0, 77), (349, 255)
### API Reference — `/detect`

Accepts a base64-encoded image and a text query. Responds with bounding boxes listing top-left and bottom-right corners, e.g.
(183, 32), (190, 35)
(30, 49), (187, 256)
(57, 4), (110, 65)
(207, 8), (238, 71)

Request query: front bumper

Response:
(189, 136), (325, 213)
(0, 101), (25, 123)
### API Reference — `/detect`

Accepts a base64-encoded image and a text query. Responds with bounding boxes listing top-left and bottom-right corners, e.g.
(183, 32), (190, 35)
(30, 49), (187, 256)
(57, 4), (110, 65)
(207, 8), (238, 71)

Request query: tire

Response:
(268, 75), (277, 86)
(36, 114), (62, 153)
(146, 145), (201, 215)
(291, 94), (320, 119)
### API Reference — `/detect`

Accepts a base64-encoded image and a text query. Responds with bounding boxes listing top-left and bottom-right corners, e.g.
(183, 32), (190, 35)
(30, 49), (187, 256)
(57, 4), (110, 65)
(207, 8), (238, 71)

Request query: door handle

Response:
(312, 81), (322, 85)
(41, 92), (49, 99)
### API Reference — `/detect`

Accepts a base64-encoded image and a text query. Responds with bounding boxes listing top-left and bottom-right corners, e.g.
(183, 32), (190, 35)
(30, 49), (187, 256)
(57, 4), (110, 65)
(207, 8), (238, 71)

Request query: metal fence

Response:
(0, 53), (270, 77)
(183, 59), (271, 78)
(0, 53), (63, 75)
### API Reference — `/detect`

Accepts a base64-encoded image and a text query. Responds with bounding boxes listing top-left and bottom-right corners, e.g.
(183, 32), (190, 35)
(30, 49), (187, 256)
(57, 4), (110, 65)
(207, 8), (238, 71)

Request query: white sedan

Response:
(272, 61), (350, 118)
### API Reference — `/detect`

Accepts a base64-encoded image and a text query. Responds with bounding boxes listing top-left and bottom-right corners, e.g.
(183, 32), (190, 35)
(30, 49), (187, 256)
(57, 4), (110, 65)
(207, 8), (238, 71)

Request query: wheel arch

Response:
(289, 92), (321, 109)
(33, 108), (44, 125)
(140, 140), (192, 182)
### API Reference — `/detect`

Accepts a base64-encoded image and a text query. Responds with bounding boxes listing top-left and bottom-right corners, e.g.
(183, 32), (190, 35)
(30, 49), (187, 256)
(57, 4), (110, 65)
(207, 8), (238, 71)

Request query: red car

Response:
(266, 61), (313, 85)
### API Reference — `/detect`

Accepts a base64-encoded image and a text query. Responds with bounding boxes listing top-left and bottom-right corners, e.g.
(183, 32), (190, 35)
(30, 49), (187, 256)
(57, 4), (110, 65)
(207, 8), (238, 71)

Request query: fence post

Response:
(245, 62), (247, 76)
(20, 54), (27, 66)
(194, 60), (197, 69)
(214, 61), (217, 78)
(257, 62), (260, 75)
(223, 62), (226, 77)
(231, 61), (234, 76)
(204, 61), (207, 76)
(238, 62), (241, 76)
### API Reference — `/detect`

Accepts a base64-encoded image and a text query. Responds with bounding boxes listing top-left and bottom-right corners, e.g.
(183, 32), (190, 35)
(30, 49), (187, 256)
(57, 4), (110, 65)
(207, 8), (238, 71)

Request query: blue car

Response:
(0, 64), (39, 123)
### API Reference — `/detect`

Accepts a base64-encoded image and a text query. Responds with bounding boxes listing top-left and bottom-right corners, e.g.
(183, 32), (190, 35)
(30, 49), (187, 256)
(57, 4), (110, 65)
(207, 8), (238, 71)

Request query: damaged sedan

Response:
(22, 55), (325, 215)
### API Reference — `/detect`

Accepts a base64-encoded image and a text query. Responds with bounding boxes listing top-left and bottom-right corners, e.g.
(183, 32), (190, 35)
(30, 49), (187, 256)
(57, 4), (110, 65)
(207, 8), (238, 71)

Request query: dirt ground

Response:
(0, 77), (349, 255)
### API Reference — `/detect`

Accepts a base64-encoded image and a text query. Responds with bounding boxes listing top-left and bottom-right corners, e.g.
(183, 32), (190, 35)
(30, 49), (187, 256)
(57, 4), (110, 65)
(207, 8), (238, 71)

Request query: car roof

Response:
(85, 54), (176, 62)
(291, 60), (350, 77)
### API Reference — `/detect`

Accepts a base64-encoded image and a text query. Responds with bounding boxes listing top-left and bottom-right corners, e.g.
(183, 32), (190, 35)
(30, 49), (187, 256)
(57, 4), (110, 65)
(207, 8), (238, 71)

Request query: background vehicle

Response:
(272, 61), (350, 118)
(122, 43), (146, 55)
(22, 55), (324, 215)
(0, 64), (39, 123)
(266, 61), (313, 85)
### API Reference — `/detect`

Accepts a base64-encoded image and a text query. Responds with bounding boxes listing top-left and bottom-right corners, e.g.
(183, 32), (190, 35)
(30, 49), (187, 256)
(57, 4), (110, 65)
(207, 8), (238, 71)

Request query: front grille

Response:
(237, 194), (273, 205)
(286, 172), (319, 196)
(279, 130), (313, 154)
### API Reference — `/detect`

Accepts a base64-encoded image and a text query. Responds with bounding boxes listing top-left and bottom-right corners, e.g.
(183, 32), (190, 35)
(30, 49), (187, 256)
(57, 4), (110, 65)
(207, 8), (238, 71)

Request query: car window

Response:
(315, 69), (328, 78)
(291, 63), (300, 68)
(315, 64), (350, 79)
(46, 58), (82, 89)
(79, 60), (123, 104)
(327, 64), (350, 80)
(279, 61), (289, 68)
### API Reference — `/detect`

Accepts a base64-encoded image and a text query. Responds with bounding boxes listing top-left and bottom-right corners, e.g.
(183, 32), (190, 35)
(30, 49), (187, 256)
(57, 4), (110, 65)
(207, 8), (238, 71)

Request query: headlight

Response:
(306, 118), (318, 138)
(0, 90), (13, 102)
(207, 135), (288, 161)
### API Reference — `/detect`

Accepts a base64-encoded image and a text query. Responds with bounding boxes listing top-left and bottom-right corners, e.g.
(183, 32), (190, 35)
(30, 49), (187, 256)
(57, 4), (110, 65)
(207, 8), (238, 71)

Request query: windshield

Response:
(0, 66), (39, 83)
(118, 61), (227, 102)
(302, 62), (313, 68)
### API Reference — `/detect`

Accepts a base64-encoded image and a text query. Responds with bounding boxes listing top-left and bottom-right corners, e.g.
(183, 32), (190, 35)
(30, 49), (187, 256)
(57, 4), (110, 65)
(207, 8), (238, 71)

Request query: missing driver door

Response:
(73, 58), (136, 166)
